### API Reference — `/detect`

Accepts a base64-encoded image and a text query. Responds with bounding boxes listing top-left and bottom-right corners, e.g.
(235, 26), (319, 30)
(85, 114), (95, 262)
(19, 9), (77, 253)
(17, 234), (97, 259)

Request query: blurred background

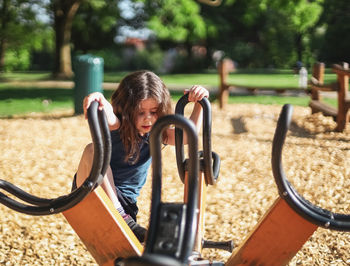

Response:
(0, 0), (349, 77)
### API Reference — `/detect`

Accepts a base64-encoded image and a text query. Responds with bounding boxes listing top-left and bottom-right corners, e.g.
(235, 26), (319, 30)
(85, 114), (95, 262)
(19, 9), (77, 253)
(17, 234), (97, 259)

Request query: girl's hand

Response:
(83, 92), (107, 119)
(184, 85), (209, 102)
(83, 92), (118, 130)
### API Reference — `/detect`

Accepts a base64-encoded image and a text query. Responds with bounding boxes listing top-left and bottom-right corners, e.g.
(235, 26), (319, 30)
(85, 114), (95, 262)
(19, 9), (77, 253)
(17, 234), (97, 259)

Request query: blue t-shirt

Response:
(110, 130), (151, 203)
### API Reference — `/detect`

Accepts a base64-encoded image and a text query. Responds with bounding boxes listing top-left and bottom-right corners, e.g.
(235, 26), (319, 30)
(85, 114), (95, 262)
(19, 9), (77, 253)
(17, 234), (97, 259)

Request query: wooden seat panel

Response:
(63, 186), (143, 266)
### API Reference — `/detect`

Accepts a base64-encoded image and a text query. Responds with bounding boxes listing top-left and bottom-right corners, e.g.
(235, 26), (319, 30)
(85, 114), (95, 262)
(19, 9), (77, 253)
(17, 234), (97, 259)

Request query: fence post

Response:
(311, 62), (325, 101)
(336, 62), (349, 131)
(218, 59), (234, 109)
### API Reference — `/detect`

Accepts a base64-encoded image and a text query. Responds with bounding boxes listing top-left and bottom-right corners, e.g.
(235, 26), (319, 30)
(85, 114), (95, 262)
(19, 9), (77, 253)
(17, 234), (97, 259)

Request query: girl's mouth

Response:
(142, 125), (151, 130)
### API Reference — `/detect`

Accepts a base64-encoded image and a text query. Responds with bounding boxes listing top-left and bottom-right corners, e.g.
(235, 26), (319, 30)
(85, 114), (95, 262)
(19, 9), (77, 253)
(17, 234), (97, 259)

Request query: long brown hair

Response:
(111, 70), (172, 163)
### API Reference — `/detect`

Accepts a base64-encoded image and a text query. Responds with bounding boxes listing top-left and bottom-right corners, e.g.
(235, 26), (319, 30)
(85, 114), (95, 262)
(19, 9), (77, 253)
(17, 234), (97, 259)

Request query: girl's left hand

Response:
(184, 85), (209, 102)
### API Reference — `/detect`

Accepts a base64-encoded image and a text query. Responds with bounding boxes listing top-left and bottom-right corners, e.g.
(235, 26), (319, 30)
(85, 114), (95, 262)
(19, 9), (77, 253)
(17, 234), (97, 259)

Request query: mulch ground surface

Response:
(0, 103), (349, 265)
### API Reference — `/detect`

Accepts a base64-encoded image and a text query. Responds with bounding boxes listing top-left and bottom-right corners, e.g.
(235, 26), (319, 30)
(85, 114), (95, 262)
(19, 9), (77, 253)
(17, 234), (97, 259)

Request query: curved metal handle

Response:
(175, 94), (219, 185)
(272, 104), (350, 231)
(0, 101), (111, 215)
(146, 114), (199, 263)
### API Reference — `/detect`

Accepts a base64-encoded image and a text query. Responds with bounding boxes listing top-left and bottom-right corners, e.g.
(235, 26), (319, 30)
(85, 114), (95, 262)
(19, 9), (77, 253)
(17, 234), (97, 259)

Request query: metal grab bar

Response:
(144, 114), (199, 264)
(0, 101), (111, 215)
(175, 94), (220, 185)
(272, 104), (350, 231)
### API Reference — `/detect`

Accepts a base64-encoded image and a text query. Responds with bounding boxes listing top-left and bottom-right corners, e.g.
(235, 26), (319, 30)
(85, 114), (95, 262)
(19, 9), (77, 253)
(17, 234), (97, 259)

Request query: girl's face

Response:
(135, 98), (159, 136)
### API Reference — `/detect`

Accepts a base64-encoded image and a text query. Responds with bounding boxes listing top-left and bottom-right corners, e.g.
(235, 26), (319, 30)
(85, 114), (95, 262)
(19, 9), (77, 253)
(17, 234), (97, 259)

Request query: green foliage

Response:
(3, 49), (31, 72)
(132, 47), (165, 71)
(71, 0), (120, 52)
(0, 0), (53, 71)
(145, 0), (206, 43)
(91, 45), (165, 72)
(2, 0), (348, 73)
(201, 0), (324, 68)
(92, 49), (123, 71)
(318, 0), (350, 63)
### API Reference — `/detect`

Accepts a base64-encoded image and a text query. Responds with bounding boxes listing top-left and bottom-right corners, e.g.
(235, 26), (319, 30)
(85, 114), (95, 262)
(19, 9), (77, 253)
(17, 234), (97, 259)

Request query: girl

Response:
(73, 70), (208, 242)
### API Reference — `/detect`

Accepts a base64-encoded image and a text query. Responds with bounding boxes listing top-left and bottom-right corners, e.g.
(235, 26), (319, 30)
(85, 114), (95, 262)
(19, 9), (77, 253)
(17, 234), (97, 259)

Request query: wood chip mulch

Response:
(0, 103), (349, 265)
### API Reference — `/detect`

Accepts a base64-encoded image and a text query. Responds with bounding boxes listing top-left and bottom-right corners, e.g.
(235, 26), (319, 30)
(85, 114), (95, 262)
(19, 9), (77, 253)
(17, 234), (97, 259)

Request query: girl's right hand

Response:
(83, 92), (107, 119)
(83, 92), (119, 129)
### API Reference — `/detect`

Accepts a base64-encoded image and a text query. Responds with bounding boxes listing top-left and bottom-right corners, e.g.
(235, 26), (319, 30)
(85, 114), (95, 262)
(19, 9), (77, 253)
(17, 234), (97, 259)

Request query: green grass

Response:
(227, 95), (337, 107)
(106, 71), (338, 88)
(226, 70), (337, 88)
(0, 71), (52, 81)
(0, 70), (339, 117)
(0, 87), (74, 117)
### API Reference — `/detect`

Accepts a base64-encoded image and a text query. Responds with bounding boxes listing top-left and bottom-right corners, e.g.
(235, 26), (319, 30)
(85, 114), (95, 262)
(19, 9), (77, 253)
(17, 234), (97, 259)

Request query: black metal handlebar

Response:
(272, 104), (350, 231)
(0, 101), (111, 215)
(175, 94), (220, 185)
(144, 114), (199, 264)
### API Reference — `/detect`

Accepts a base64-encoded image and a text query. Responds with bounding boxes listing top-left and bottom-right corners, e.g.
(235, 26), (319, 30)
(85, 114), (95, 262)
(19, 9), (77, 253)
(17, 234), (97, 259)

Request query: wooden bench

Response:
(309, 62), (350, 131)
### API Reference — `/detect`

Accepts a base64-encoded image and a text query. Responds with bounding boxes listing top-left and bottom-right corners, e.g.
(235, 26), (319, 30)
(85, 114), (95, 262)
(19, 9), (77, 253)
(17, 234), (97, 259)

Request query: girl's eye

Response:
(151, 112), (157, 115)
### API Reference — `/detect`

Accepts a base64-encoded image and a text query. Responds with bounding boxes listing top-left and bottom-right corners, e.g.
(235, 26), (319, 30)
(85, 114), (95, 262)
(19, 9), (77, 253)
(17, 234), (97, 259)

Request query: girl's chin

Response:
(139, 126), (151, 135)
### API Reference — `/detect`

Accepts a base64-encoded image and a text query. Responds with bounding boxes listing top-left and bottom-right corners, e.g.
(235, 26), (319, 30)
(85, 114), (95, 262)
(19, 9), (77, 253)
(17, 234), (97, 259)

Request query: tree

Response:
(0, 0), (47, 72)
(50, 0), (82, 79)
(200, 0), (323, 68)
(71, 0), (120, 53)
(50, 0), (122, 79)
(318, 0), (350, 63)
(142, 0), (206, 71)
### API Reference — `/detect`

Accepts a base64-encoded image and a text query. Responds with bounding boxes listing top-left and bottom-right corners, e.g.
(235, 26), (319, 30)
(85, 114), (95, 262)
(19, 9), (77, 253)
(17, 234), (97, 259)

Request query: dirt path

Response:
(0, 103), (349, 265)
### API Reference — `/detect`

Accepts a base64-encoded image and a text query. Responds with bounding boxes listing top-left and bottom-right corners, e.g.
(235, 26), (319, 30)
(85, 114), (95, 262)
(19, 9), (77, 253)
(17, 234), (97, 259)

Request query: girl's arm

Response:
(165, 85), (209, 145)
(83, 92), (120, 131)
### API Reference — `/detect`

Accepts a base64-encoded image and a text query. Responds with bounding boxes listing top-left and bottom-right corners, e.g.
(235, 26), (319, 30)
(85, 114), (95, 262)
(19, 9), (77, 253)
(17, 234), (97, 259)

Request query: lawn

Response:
(0, 70), (338, 117)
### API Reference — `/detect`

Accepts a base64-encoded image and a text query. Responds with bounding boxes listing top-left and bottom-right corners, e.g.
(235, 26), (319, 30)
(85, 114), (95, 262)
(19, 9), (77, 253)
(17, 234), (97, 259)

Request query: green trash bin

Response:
(73, 54), (104, 114)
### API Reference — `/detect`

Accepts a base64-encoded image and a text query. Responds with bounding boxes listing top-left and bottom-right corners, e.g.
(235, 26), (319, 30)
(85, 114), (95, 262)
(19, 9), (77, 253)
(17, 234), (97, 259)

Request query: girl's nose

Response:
(144, 113), (152, 120)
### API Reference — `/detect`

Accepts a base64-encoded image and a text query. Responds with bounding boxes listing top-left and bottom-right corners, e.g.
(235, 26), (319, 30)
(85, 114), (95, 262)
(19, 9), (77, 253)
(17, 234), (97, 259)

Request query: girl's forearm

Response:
(103, 100), (120, 130)
(179, 103), (203, 144)
(189, 102), (203, 133)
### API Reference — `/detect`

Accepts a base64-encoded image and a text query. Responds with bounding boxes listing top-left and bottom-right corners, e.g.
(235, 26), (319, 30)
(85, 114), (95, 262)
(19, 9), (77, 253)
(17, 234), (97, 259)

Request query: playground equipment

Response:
(0, 95), (232, 265)
(224, 104), (350, 265)
(64, 95), (233, 265)
(175, 95), (233, 256)
(1, 98), (349, 265)
(272, 104), (350, 231)
(309, 62), (350, 131)
(62, 102), (143, 265)
(0, 101), (108, 215)
(0, 102), (140, 265)
(123, 114), (200, 266)
(119, 104), (350, 266)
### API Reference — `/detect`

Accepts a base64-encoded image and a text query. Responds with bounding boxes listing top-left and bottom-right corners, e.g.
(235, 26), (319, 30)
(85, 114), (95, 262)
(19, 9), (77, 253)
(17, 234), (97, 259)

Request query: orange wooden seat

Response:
(226, 197), (317, 265)
(63, 186), (143, 266)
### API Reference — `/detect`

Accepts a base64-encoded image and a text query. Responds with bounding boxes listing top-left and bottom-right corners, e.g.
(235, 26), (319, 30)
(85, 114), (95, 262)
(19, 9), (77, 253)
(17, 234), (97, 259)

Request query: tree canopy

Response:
(0, 0), (349, 74)
(0, 0), (52, 71)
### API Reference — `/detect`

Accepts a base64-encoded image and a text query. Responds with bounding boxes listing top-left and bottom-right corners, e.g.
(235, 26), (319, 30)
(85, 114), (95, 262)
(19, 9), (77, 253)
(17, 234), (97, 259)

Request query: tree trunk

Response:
(0, 35), (6, 73)
(52, 0), (81, 79)
(185, 41), (194, 72)
(296, 33), (303, 63)
(0, 0), (10, 72)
